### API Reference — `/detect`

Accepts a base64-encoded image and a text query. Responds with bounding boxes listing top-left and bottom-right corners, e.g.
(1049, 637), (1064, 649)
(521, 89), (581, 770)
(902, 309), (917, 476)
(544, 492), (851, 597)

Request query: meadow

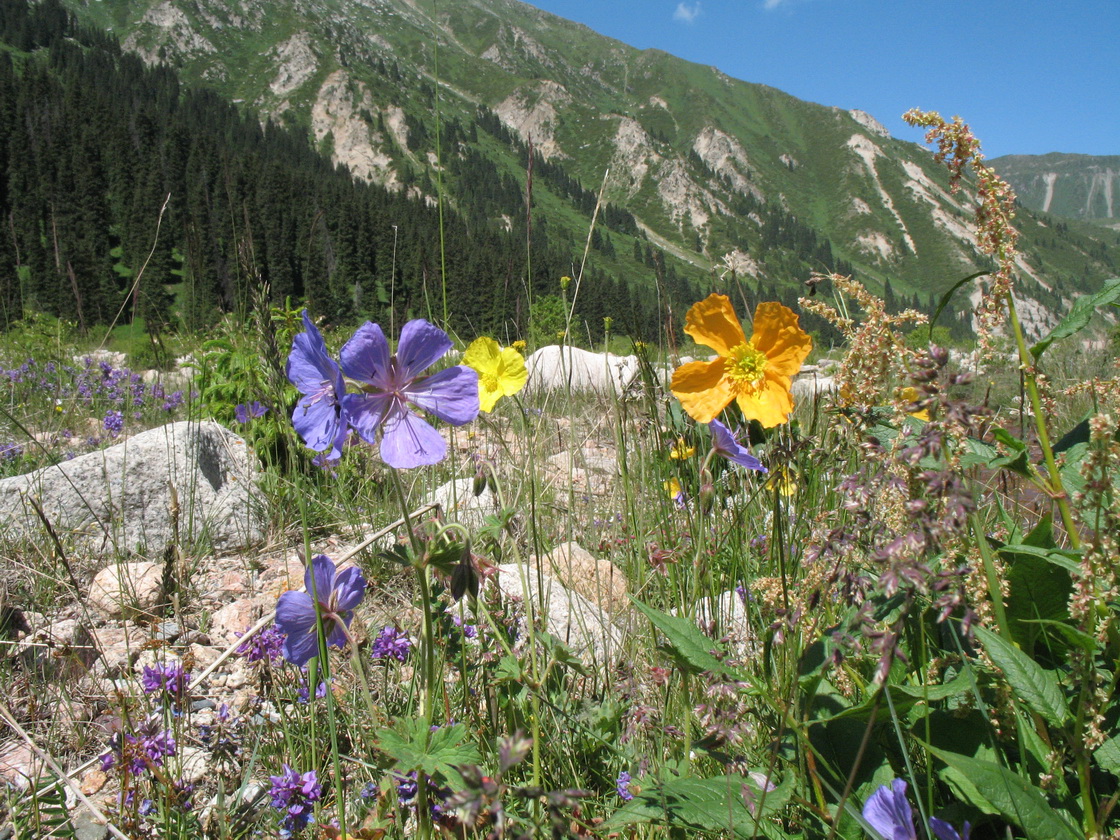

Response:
(0, 114), (1118, 840)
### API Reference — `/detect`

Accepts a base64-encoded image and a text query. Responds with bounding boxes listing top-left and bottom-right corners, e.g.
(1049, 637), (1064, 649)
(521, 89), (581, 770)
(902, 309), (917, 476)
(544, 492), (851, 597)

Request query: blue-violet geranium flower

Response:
(275, 555), (366, 666)
(340, 318), (479, 468)
(708, 419), (766, 472)
(286, 311), (349, 459)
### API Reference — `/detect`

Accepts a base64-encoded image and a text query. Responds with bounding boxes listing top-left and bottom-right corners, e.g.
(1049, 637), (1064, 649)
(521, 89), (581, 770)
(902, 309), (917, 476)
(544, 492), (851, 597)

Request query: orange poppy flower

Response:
(671, 294), (811, 428)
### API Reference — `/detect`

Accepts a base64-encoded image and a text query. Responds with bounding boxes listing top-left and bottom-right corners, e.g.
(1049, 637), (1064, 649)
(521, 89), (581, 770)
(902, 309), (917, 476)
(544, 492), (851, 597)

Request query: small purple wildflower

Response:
(616, 770), (634, 801)
(237, 625), (286, 664)
(103, 410), (124, 437)
(372, 626), (411, 662)
(451, 614), (478, 639)
(274, 555), (366, 666)
(268, 764), (321, 837)
(140, 661), (189, 698)
(929, 818), (971, 840)
(234, 401), (268, 423)
(287, 311), (349, 459)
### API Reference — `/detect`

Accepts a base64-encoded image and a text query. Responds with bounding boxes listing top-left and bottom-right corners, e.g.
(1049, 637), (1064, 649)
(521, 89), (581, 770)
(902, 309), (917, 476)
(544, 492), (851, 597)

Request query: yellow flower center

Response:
(726, 341), (767, 386)
(482, 373), (500, 392)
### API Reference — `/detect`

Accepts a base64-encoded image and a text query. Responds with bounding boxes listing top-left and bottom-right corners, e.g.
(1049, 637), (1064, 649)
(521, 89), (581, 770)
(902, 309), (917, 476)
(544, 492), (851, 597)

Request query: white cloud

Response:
(762, 0), (789, 8)
(673, 2), (701, 23)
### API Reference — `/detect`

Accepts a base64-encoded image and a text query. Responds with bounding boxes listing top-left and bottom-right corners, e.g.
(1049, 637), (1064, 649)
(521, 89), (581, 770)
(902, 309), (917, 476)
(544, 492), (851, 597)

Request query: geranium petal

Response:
(862, 780), (916, 840)
(396, 319), (452, 381)
(709, 419), (767, 472)
(683, 294), (747, 357)
(750, 302), (812, 377)
(286, 311), (340, 395)
(326, 616), (351, 649)
(340, 322), (391, 388)
(671, 358), (733, 424)
(275, 591), (319, 666)
(341, 392), (393, 446)
(405, 365), (480, 425)
(332, 567), (366, 612)
(305, 555), (337, 602)
(292, 396), (342, 453)
(736, 374), (794, 428)
(380, 407), (447, 468)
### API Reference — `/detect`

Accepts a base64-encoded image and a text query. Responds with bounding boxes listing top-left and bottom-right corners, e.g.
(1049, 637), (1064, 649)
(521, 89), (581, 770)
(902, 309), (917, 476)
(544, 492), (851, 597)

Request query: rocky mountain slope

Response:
(67, 0), (1120, 331)
(991, 153), (1120, 226)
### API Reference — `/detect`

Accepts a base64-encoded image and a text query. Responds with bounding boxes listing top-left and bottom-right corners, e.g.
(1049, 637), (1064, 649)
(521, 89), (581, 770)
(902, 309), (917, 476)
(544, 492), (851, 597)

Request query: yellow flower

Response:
(671, 295), (811, 428)
(664, 477), (684, 502)
(511, 340), (527, 352)
(899, 386), (930, 422)
(462, 337), (528, 413)
(668, 438), (695, 460)
(765, 465), (798, 497)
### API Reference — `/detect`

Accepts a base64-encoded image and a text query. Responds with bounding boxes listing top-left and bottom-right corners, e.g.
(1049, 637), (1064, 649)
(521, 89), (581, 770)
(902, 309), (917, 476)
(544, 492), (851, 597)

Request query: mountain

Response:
(51, 0), (1120, 337)
(990, 153), (1120, 226)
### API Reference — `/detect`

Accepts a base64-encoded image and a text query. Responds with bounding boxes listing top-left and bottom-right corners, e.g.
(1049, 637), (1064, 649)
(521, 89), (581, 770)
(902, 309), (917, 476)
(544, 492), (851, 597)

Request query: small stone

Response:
(88, 561), (165, 619)
(0, 742), (42, 790)
(153, 620), (181, 641)
(191, 698), (216, 712)
(209, 598), (262, 645)
(72, 809), (110, 840)
(80, 769), (108, 795)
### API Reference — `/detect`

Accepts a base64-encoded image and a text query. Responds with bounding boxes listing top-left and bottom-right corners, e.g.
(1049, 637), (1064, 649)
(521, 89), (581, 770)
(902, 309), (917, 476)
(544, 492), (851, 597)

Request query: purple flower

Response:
(269, 764), (321, 836)
(287, 311), (349, 459)
(862, 779), (916, 840)
(235, 401), (269, 424)
(340, 319), (479, 469)
(103, 410), (124, 437)
(237, 625), (286, 664)
(275, 555), (366, 666)
(616, 770), (634, 801)
(372, 626), (411, 661)
(140, 661), (189, 697)
(929, 818), (971, 840)
(708, 420), (766, 472)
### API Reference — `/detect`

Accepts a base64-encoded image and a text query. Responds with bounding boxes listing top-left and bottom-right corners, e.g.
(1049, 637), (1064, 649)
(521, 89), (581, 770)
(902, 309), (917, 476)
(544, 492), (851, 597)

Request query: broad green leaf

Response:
(1095, 733), (1120, 776)
(1031, 276), (1120, 360)
(630, 597), (735, 677)
(927, 747), (1083, 840)
(1058, 441), (1091, 496)
(939, 765), (998, 815)
(1019, 619), (1099, 654)
(989, 428), (1034, 478)
(998, 543), (1081, 574)
(891, 669), (973, 702)
(974, 626), (1069, 726)
(1000, 542), (1076, 649)
(606, 773), (791, 838)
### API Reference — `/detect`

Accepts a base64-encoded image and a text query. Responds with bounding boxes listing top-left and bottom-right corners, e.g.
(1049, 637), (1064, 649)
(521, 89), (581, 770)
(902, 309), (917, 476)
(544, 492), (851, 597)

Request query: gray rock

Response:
(72, 809), (109, 840)
(425, 478), (501, 530)
(495, 563), (621, 665)
(525, 345), (639, 394)
(0, 421), (263, 556)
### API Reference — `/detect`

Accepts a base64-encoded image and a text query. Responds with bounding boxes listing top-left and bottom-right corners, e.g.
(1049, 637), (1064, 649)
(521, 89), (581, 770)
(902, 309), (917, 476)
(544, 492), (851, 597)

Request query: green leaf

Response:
(973, 626), (1069, 726)
(926, 746), (1083, 840)
(998, 543), (1081, 574)
(929, 270), (991, 340)
(1094, 732), (1120, 776)
(1031, 276), (1120, 361)
(1000, 542), (1076, 648)
(376, 722), (481, 782)
(630, 597), (735, 677)
(989, 428), (1034, 478)
(1018, 620), (1099, 654)
(606, 773), (791, 838)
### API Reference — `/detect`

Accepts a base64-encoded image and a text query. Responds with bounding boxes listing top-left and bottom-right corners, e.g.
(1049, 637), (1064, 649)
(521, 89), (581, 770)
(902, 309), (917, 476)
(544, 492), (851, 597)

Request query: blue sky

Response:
(524, 0), (1118, 160)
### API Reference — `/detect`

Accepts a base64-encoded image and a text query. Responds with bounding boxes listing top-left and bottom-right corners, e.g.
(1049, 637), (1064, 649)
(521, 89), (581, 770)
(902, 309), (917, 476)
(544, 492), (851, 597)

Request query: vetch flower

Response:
(372, 626), (411, 661)
(287, 311), (348, 458)
(671, 295), (811, 427)
(862, 778), (916, 840)
(708, 419), (766, 471)
(269, 764), (321, 837)
(340, 319), (479, 468)
(461, 336), (527, 413)
(275, 555), (366, 666)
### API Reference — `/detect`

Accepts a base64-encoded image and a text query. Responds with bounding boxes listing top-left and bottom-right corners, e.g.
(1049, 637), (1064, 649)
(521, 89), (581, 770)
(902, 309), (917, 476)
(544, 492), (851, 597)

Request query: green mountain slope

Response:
(990, 152), (1120, 225)
(65, 0), (1120, 335)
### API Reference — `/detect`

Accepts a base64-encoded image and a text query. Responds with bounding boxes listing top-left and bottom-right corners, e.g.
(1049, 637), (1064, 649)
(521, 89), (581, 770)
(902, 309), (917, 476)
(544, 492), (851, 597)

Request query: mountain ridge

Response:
(63, 0), (1120, 336)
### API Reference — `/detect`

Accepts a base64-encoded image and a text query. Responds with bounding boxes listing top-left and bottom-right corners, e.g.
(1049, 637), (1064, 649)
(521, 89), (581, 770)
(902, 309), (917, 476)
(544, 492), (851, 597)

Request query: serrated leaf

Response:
(1031, 276), (1120, 361)
(926, 747), (1083, 840)
(973, 626), (1069, 726)
(376, 722), (481, 780)
(630, 597), (735, 677)
(606, 773), (791, 838)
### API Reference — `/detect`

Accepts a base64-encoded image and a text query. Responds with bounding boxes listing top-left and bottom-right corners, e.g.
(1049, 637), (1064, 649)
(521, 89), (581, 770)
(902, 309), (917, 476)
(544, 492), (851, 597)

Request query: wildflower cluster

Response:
(268, 764), (322, 837)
